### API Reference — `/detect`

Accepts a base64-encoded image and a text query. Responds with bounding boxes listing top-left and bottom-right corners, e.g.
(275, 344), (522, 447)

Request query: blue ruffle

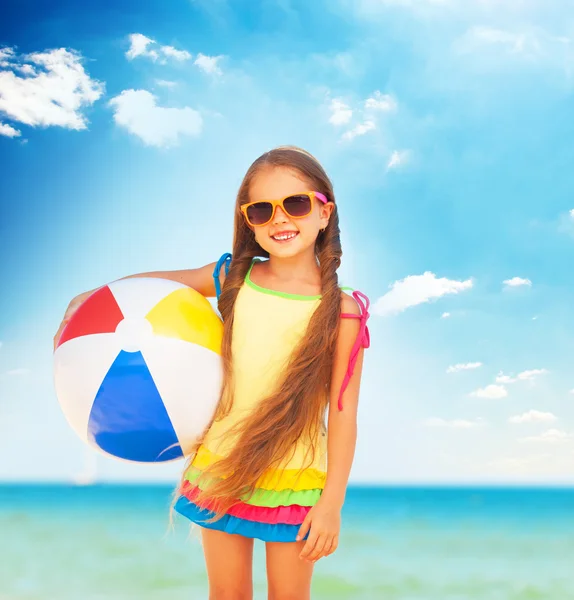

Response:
(174, 496), (308, 543)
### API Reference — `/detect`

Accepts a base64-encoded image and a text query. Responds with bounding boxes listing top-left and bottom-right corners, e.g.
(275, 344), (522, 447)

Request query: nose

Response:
(272, 203), (289, 224)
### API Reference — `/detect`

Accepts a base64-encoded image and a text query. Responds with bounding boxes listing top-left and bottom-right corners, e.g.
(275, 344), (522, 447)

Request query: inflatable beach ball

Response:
(53, 278), (223, 463)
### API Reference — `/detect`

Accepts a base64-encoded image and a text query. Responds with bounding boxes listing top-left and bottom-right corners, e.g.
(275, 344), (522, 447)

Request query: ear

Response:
(319, 202), (335, 229)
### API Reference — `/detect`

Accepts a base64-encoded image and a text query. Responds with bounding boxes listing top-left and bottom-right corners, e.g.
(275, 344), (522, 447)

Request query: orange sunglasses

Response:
(240, 191), (328, 227)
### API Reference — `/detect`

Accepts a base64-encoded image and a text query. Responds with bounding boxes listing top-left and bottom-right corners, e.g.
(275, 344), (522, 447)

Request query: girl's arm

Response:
(297, 292), (366, 561)
(82, 262), (225, 300)
(322, 292), (364, 508)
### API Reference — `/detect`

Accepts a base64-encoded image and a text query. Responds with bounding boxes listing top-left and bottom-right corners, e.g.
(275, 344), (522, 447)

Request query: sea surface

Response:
(1, 484), (573, 600)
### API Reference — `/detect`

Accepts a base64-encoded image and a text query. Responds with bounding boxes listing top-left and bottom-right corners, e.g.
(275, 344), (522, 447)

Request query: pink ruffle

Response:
(181, 481), (312, 525)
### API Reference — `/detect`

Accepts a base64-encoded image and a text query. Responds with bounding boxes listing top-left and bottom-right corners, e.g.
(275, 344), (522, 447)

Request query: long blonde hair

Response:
(174, 145), (343, 520)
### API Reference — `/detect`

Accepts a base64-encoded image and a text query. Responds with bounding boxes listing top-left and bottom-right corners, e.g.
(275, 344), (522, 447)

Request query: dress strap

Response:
(337, 290), (371, 411)
(213, 253), (232, 300)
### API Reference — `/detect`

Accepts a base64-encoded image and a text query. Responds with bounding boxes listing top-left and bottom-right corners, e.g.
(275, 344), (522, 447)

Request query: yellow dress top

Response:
(190, 259), (328, 487)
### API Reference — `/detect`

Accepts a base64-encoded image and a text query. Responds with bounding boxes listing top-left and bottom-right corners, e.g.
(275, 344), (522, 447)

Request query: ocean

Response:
(1, 484), (573, 599)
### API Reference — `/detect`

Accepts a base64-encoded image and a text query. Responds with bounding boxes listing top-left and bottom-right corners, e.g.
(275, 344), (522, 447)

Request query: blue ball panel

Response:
(88, 350), (183, 462)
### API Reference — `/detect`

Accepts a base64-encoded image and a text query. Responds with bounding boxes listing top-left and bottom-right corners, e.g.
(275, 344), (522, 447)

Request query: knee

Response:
(268, 590), (309, 600)
(209, 585), (252, 600)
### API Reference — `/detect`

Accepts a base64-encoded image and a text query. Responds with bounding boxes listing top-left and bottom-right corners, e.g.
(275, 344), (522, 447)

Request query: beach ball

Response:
(53, 278), (223, 463)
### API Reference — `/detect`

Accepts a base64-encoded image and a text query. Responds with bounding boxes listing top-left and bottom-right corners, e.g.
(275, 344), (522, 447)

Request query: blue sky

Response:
(1, 0), (574, 484)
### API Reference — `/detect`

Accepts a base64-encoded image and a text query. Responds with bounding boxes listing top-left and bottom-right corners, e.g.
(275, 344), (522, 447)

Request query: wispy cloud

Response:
(0, 368), (30, 377)
(441, 312), (451, 319)
(108, 89), (202, 148)
(424, 417), (486, 429)
(194, 53), (223, 75)
(155, 79), (177, 88)
(0, 121), (20, 137)
(469, 384), (508, 399)
(342, 120), (376, 140)
(161, 45), (192, 62)
(126, 34), (191, 63)
(386, 149), (410, 170)
(509, 410), (557, 424)
(0, 47), (104, 135)
(503, 276), (532, 288)
(446, 362), (482, 373)
(364, 91), (398, 112)
(519, 429), (572, 443)
(327, 90), (399, 142)
(516, 368), (549, 381)
(456, 26), (543, 57)
(373, 272), (473, 316)
(328, 98), (353, 125)
(454, 25), (572, 68)
(496, 369), (549, 384)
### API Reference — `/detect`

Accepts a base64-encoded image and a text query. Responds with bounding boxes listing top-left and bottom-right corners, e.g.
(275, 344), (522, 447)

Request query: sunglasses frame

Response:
(240, 191), (329, 227)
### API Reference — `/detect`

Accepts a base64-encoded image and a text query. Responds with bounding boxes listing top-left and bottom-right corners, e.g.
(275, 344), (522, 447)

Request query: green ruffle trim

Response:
(184, 466), (322, 508)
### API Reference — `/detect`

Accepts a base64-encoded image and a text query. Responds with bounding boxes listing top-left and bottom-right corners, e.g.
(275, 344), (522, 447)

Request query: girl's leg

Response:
(201, 527), (255, 600)
(265, 540), (315, 600)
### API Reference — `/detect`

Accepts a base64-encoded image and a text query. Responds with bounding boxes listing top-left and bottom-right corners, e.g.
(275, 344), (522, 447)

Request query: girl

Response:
(53, 146), (370, 599)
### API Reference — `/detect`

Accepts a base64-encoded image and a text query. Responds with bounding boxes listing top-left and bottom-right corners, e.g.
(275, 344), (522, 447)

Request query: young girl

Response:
(53, 146), (370, 599)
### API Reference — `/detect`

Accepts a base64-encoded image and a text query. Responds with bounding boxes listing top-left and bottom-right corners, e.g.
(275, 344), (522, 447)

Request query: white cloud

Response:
(1, 368), (30, 377)
(342, 120), (376, 140)
(495, 369), (548, 384)
(126, 34), (159, 61)
(161, 46), (192, 62)
(457, 26), (541, 56)
(496, 372), (517, 384)
(0, 47), (15, 67)
(373, 272), (473, 316)
(0, 121), (21, 137)
(517, 368), (549, 381)
(0, 47), (104, 132)
(387, 149), (410, 169)
(446, 362), (482, 373)
(155, 79), (177, 88)
(509, 410), (557, 424)
(125, 34), (192, 63)
(108, 89), (202, 148)
(441, 312), (450, 318)
(365, 91), (397, 112)
(424, 417), (485, 429)
(570, 209), (574, 219)
(470, 384), (508, 399)
(519, 429), (572, 443)
(328, 98), (353, 125)
(570, 389), (574, 395)
(194, 53), (223, 75)
(503, 276), (532, 288)
(453, 24), (573, 74)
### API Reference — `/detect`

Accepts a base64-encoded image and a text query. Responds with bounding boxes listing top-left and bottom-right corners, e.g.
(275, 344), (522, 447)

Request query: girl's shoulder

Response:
(340, 291), (362, 316)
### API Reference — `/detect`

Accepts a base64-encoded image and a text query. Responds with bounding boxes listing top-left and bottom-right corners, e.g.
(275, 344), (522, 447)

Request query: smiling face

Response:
(245, 166), (334, 259)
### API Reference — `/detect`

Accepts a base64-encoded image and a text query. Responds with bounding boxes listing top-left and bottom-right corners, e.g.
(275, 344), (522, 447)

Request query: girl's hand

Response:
(296, 498), (341, 563)
(53, 291), (93, 350)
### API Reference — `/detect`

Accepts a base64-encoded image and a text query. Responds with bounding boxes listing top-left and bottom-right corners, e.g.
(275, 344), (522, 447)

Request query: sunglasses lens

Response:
(283, 194), (312, 217)
(246, 202), (273, 225)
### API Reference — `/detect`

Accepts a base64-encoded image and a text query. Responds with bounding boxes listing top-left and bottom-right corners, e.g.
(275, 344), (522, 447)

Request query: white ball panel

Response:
(142, 338), (223, 456)
(53, 333), (121, 444)
(108, 277), (188, 319)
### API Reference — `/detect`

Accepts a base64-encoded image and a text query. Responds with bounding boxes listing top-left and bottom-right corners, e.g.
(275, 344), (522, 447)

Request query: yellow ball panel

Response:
(146, 287), (223, 355)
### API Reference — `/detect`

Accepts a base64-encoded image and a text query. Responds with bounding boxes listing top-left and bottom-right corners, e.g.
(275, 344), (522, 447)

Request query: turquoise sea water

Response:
(1, 484), (573, 599)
